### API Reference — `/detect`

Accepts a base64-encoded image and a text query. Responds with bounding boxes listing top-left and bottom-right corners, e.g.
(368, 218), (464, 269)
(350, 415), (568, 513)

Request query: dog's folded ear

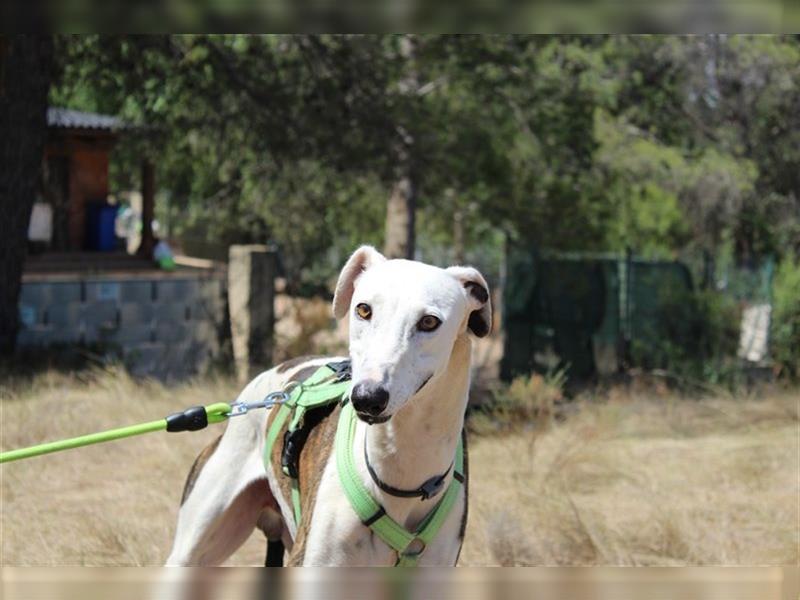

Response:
(333, 246), (387, 319)
(446, 266), (493, 337)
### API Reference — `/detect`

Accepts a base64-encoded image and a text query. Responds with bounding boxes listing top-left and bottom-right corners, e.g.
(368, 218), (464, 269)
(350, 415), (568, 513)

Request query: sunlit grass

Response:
(1, 368), (797, 565)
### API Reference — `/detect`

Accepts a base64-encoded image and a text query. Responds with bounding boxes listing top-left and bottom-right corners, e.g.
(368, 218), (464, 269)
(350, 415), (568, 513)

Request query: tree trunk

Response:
(383, 35), (418, 260)
(384, 174), (416, 259)
(0, 35), (54, 355)
(453, 208), (466, 264)
(137, 159), (156, 258)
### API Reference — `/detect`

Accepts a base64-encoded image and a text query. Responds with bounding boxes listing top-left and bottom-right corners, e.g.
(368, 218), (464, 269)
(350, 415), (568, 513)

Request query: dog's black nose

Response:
(351, 382), (389, 416)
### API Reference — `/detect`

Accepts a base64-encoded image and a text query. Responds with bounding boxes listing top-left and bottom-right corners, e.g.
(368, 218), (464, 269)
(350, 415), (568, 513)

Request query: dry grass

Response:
(1, 368), (798, 566)
(461, 387), (799, 566)
(0, 367), (267, 566)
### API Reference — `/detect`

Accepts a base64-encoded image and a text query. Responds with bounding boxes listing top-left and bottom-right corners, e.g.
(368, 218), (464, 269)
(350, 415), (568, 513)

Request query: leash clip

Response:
(227, 391), (289, 417)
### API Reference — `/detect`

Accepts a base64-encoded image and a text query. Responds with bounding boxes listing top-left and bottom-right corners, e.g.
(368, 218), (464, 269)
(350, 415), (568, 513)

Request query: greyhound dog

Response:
(165, 246), (492, 566)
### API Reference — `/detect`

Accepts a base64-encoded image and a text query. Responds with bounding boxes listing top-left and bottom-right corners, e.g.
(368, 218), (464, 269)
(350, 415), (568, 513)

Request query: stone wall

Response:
(18, 269), (227, 380)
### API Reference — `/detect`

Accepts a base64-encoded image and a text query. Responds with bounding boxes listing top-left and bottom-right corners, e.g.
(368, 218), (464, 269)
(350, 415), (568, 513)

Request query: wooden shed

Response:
(42, 108), (122, 251)
(37, 107), (156, 257)
(20, 108), (227, 379)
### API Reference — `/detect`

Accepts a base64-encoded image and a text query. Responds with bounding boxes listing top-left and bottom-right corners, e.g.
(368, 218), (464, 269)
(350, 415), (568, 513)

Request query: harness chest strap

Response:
(263, 364), (465, 566)
(335, 401), (465, 567)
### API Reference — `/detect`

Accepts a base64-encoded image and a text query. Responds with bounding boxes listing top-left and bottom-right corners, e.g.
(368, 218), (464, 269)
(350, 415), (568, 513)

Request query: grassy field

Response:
(1, 367), (797, 566)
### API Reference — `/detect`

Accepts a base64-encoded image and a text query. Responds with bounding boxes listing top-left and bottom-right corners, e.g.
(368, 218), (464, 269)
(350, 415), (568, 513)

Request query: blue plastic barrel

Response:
(85, 203), (119, 251)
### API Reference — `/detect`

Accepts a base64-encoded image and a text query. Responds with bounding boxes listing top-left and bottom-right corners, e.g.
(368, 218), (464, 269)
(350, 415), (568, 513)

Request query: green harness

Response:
(263, 363), (465, 567)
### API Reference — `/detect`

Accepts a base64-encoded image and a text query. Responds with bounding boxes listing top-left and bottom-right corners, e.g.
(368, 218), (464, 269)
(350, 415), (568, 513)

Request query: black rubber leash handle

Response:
(166, 406), (209, 432)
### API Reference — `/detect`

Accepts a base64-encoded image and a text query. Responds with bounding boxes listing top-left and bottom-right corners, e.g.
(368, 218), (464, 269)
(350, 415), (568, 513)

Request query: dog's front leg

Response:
(165, 417), (272, 566)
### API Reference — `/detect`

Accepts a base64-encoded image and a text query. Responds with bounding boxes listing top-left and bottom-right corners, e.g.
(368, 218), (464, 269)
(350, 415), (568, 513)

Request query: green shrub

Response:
(771, 255), (800, 379)
(469, 370), (567, 435)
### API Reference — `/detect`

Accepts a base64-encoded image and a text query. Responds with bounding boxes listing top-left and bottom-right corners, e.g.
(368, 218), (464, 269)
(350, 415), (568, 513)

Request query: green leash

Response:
(0, 392), (288, 464)
(4, 362), (465, 567)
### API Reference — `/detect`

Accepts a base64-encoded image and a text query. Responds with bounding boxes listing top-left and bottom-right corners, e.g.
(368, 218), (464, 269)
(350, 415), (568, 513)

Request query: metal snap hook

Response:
(226, 390), (289, 417)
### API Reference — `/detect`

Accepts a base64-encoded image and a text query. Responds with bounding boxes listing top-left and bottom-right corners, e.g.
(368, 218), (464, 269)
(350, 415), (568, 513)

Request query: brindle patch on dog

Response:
(285, 403), (341, 565)
(263, 358), (332, 503)
(264, 358), (345, 563)
(457, 430), (469, 557)
(266, 398), (340, 565)
(275, 355), (324, 373)
(181, 435), (222, 505)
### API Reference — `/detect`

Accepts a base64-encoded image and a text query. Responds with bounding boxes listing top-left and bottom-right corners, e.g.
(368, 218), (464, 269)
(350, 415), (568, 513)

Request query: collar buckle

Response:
(365, 436), (452, 501)
(419, 475), (446, 500)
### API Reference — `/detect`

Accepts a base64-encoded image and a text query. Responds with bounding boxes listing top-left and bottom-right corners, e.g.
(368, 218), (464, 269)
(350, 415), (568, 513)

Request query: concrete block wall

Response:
(18, 271), (226, 380)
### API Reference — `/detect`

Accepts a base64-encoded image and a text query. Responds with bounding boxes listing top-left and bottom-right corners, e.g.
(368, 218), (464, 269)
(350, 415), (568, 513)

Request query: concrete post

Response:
(228, 245), (276, 383)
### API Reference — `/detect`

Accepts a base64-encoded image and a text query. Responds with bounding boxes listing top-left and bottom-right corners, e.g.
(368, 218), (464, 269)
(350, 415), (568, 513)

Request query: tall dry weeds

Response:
(462, 386), (799, 566)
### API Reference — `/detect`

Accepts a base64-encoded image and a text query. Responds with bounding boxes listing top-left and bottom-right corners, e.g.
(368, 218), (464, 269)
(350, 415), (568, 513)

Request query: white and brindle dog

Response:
(166, 245), (492, 566)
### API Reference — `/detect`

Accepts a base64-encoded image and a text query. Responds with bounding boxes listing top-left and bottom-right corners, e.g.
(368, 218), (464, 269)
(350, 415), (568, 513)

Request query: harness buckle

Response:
(281, 428), (303, 478)
(325, 360), (352, 382)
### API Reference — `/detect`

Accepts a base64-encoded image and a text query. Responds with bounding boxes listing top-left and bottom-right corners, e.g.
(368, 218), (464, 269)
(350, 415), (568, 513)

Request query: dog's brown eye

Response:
(355, 303), (372, 320)
(417, 315), (441, 332)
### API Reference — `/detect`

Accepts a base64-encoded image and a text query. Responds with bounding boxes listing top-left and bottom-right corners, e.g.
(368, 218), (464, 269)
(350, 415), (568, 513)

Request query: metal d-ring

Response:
(402, 537), (426, 558)
(282, 380), (302, 396)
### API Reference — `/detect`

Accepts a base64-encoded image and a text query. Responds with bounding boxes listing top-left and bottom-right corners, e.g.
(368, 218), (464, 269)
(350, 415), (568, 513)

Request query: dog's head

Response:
(332, 245), (492, 424)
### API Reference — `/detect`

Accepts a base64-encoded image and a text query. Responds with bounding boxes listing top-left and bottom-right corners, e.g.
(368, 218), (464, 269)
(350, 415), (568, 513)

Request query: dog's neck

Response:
(355, 332), (472, 527)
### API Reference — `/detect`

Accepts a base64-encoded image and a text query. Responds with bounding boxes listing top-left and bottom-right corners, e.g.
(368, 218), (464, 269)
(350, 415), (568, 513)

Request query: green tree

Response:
(50, 34), (800, 286)
(54, 35), (399, 289)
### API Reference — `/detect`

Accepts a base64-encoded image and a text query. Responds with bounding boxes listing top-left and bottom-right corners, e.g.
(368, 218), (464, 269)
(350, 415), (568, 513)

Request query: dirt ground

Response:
(1, 368), (797, 566)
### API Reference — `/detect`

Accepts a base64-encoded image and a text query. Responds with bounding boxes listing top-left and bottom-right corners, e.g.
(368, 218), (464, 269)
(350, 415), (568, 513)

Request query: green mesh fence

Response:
(501, 249), (694, 381)
(717, 259), (775, 304)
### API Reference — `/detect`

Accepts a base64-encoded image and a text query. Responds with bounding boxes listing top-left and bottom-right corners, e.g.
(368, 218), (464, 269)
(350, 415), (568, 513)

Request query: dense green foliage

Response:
(52, 35), (799, 284)
(50, 35), (799, 378)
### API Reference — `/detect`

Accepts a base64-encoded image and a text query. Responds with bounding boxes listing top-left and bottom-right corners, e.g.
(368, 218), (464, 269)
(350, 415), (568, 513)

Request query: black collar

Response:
(363, 440), (453, 501)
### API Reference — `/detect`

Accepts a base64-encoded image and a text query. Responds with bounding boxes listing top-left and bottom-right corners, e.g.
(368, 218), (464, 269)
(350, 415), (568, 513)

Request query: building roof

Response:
(47, 107), (124, 132)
